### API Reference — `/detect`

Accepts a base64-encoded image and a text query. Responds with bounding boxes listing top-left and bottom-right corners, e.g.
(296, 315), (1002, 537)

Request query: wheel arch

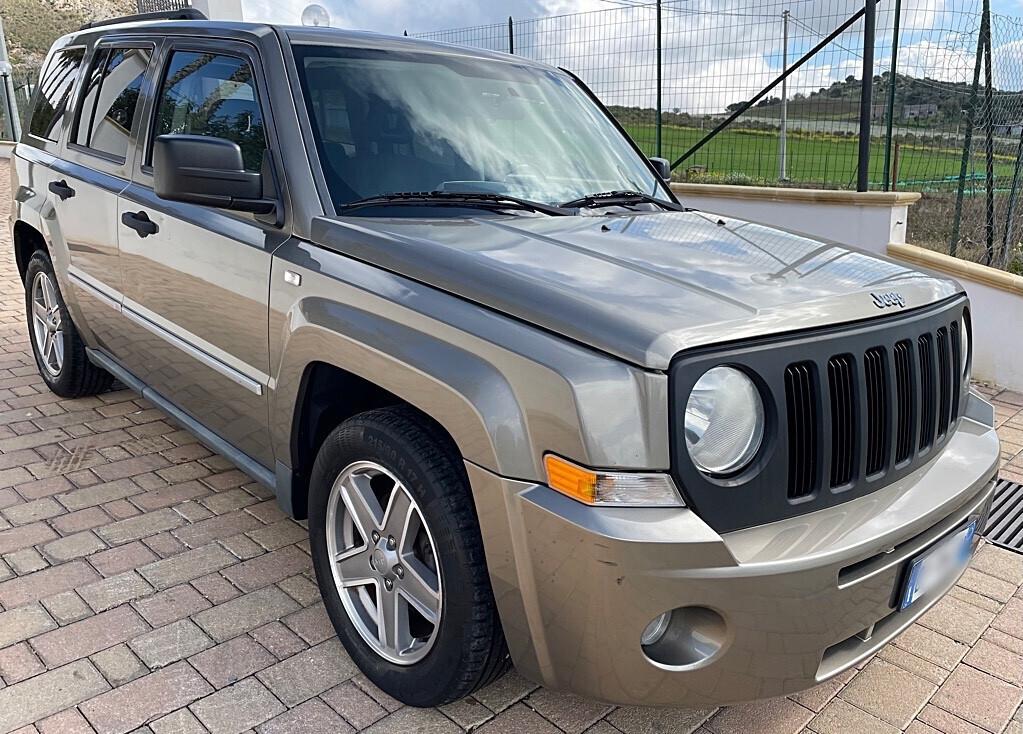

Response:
(13, 221), (49, 283)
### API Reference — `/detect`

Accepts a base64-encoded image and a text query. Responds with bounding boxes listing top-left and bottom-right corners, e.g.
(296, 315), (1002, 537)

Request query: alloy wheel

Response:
(31, 271), (63, 377)
(325, 460), (443, 665)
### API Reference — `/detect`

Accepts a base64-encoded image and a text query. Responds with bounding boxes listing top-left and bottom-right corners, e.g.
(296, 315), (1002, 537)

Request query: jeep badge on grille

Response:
(871, 291), (906, 309)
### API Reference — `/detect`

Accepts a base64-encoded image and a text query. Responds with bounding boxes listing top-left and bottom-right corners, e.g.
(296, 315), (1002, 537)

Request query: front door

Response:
(116, 40), (286, 469)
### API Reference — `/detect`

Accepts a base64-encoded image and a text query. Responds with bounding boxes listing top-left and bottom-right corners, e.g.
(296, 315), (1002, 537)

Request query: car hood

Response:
(310, 210), (961, 370)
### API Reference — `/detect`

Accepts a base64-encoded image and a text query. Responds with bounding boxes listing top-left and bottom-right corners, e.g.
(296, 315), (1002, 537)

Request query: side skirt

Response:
(85, 347), (293, 510)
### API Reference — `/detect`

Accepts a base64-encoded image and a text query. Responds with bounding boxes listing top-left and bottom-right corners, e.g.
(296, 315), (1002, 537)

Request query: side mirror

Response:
(649, 157), (672, 182)
(153, 134), (276, 214)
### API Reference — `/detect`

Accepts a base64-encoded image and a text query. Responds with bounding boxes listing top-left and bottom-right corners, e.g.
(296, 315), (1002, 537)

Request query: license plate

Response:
(899, 519), (978, 611)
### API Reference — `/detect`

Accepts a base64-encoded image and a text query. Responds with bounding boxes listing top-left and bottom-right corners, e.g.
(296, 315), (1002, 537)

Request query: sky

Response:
(236, 0), (1023, 112)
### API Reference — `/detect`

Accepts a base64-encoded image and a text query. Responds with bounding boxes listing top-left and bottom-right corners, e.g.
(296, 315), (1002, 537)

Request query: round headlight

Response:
(685, 366), (764, 475)
(961, 316), (970, 379)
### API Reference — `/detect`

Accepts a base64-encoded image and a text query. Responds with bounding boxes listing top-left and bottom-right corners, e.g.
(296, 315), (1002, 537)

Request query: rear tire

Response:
(308, 406), (510, 706)
(24, 251), (112, 398)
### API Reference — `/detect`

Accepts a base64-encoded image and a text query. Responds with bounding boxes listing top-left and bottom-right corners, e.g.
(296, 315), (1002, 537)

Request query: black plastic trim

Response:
(669, 295), (971, 533)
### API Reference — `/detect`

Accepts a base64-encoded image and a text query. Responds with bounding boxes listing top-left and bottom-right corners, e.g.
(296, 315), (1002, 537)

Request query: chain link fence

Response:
(413, 0), (1023, 273)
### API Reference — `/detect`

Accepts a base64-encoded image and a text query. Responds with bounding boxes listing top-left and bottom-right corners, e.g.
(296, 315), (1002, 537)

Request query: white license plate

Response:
(899, 520), (978, 611)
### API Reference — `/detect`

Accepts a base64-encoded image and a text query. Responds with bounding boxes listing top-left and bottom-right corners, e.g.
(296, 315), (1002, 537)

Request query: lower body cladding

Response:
(466, 415), (999, 707)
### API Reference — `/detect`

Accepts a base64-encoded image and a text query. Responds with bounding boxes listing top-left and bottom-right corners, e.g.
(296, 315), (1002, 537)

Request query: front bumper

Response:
(467, 410), (999, 706)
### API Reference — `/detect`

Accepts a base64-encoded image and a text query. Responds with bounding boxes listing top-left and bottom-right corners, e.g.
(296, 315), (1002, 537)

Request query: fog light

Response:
(641, 612), (671, 646)
(641, 606), (728, 670)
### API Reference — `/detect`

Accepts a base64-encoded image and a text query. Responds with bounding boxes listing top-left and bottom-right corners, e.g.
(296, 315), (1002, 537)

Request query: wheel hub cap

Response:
(325, 461), (443, 665)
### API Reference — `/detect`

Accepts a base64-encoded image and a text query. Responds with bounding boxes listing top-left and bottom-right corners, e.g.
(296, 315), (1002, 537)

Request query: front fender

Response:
(268, 239), (669, 481)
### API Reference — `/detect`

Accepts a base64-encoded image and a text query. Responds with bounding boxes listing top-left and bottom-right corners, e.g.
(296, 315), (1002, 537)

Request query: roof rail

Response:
(79, 7), (207, 31)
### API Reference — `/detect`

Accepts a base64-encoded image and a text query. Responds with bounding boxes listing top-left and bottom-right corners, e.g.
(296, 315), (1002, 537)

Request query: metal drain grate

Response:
(984, 479), (1023, 553)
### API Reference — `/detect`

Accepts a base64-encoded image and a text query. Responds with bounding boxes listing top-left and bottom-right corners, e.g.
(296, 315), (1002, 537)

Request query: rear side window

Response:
(74, 47), (151, 159)
(151, 51), (267, 172)
(29, 48), (86, 142)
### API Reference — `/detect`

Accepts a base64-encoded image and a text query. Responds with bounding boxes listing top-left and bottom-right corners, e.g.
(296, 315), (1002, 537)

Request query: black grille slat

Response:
(950, 321), (962, 432)
(984, 480), (1023, 553)
(936, 327), (952, 438)
(864, 347), (889, 475)
(894, 340), (914, 464)
(785, 362), (818, 500)
(828, 355), (855, 488)
(918, 334), (936, 451)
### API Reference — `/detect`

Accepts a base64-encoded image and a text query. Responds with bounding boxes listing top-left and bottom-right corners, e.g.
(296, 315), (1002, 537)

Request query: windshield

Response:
(293, 44), (671, 212)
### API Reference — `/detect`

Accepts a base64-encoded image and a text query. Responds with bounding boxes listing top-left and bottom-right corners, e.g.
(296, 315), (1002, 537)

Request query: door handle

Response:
(47, 180), (75, 201)
(121, 211), (159, 238)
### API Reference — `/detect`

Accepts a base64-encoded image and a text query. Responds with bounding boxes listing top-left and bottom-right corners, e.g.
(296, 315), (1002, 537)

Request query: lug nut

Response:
(384, 578), (394, 591)
(371, 530), (380, 542)
(394, 565), (404, 578)
(386, 536), (396, 550)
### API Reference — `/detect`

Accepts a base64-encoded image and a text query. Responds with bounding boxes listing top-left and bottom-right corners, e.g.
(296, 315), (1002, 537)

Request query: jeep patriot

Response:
(9, 9), (1000, 708)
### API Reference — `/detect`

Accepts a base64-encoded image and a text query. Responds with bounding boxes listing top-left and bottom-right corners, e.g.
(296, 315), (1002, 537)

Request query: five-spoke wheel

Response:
(308, 406), (509, 706)
(30, 270), (64, 376)
(326, 460), (442, 665)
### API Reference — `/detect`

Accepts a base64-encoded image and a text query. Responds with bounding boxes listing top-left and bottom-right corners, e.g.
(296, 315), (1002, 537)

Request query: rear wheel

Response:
(24, 251), (112, 398)
(308, 406), (509, 706)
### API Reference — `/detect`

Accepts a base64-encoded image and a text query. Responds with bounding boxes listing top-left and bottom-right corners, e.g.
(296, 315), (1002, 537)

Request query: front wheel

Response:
(308, 406), (509, 706)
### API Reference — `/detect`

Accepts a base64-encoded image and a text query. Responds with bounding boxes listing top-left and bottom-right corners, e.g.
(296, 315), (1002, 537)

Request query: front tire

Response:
(24, 251), (112, 398)
(308, 406), (509, 706)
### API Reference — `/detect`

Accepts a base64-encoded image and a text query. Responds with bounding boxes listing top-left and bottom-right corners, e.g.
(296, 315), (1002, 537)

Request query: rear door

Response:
(116, 38), (286, 468)
(55, 39), (155, 353)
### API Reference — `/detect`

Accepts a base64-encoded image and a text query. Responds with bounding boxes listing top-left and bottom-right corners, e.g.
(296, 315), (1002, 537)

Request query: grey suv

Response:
(10, 9), (1001, 708)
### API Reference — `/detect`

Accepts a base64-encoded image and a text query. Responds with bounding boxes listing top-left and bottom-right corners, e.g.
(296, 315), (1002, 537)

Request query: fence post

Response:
(655, 0), (662, 159)
(951, 6), (987, 258)
(780, 9), (789, 181)
(508, 16), (514, 55)
(0, 16), (21, 142)
(882, 0), (902, 191)
(857, 0), (877, 192)
(982, 0), (995, 265)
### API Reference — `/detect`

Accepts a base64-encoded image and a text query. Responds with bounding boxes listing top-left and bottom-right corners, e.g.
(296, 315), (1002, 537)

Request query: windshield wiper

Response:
(560, 190), (684, 211)
(338, 191), (569, 216)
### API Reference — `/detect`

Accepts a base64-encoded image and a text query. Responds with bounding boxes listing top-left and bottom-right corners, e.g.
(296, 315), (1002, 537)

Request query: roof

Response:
(64, 17), (546, 70)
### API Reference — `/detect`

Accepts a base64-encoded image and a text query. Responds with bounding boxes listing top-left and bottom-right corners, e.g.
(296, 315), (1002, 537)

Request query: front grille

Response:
(784, 312), (965, 501)
(670, 296), (971, 533)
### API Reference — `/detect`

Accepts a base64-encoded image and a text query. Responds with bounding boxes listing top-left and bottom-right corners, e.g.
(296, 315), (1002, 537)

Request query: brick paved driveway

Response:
(0, 166), (1022, 734)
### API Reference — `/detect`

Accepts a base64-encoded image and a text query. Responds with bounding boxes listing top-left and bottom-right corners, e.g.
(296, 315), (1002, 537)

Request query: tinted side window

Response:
(29, 48), (86, 142)
(153, 51), (266, 171)
(74, 47), (150, 159)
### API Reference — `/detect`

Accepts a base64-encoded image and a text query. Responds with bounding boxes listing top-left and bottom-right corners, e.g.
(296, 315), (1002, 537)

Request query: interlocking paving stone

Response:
(255, 638), (357, 707)
(193, 587), (300, 643)
(189, 635), (276, 690)
(90, 644), (149, 688)
(96, 509), (185, 546)
(129, 619), (213, 669)
(80, 661), (213, 734)
(134, 585), (212, 628)
(190, 677), (285, 734)
(0, 561), (100, 609)
(31, 605), (150, 668)
(257, 698), (354, 734)
(931, 663), (1023, 731)
(138, 544), (236, 590)
(0, 660), (110, 734)
(0, 604), (57, 649)
(78, 571), (154, 613)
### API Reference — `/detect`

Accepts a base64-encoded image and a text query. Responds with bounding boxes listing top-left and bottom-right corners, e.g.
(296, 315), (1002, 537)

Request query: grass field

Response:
(624, 122), (1017, 190)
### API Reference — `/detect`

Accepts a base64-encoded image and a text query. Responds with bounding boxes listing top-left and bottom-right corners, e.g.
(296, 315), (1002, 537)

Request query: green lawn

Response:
(623, 122), (1017, 191)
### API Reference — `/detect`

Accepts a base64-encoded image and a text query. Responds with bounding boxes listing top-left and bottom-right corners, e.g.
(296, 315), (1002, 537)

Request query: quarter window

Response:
(152, 51), (267, 172)
(75, 47), (151, 159)
(29, 48), (86, 142)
